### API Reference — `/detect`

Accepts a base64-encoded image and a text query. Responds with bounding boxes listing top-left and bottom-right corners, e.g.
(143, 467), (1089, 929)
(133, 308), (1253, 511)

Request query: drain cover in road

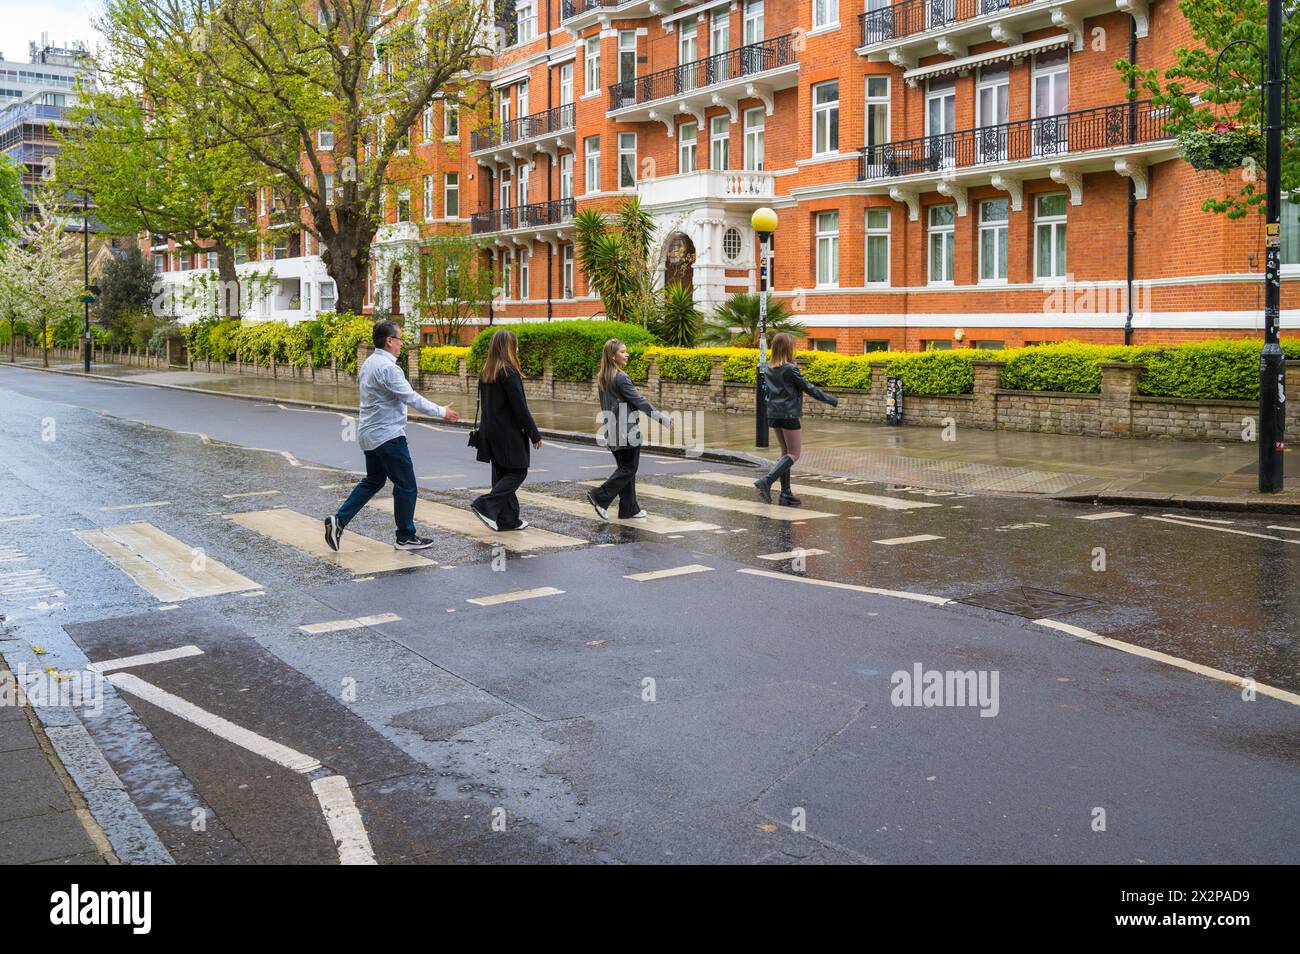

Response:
(957, 586), (1101, 619)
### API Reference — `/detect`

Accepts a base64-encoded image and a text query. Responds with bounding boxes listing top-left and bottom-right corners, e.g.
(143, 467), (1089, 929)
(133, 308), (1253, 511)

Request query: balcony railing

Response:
(471, 102), (576, 153)
(561, 0), (621, 20)
(471, 196), (576, 235)
(855, 100), (1173, 181)
(639, 169), (775, 206)
(608, 34), (796, 111)
(859, 0), (1037, 46)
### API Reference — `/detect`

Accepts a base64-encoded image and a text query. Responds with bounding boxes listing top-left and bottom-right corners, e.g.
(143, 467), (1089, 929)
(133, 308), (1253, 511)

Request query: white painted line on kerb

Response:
(624, 564), (714, 582)
(0, 514), (40, 523)
(88, 645), (204, 674)
(310, 775), (376, 865)
(1144, 515), (1300, 544)
(1033, 619), (1300, 707)
(873, 534), (945, 546)
(1159, 513), (1234, 525)
(467, 586), (565, 607)
(758, 549), (830, 561)
(222, 490), (281, 499)
(106, 672), (322, 773)
(299, 613), (401, 635)
(100, 501), (171, 511)
(1075, 511), (1133, 521)
(738, 568), (951, 606)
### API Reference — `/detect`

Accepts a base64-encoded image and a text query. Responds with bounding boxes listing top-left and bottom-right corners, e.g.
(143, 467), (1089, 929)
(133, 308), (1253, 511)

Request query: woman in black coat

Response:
(470, 330), (542, 531)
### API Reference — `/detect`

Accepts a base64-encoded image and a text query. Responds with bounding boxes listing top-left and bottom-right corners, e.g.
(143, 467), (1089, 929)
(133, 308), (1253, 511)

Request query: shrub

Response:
(238, 319), (289, 366)
(650, 284), (703, 347)
(999, 342), (1146, 393)
(1136, 338), (1300, 401)
(467, 319), (657, 381)
(802, 353), (876, 390)
(419, 345), (471, 374)
(323, 313), (374, 374)
(882, 350), (977, 394)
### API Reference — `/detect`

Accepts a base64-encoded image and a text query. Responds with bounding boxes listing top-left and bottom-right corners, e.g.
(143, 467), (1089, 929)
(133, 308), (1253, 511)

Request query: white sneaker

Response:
(470, 505), (498, 532)
(628, 510), (648, 519)
(586, 491), (609, 521)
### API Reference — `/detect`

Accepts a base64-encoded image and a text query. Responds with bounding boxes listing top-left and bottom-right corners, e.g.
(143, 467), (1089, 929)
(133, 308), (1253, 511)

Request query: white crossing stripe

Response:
(466, 586), (565, 607)
(100, 501), (171, 511)
(624, 564), (714, 582)
(0, 514), (40, 523)
(757, 549), (830, 561)
(581, 481), (832, 521)
(88, 645), (205, 674)
(106, 672), (322, 773)
(1143, 515), (1300, 544)
(873, 534), (945, 546)
(77, 522), (260, 601)
(222, 490), (281, 499)
(513, 489), (718, 534)
(369, 496), (583, 552)
(1160, 513), (1233, 524)
(738, 568), (951, 606)
(299, 613), (401, 634)
(226, 509), (435, 574)
(1267, 525), (1300, 533)
(1075, 512), (1133, 521)
(310, 775), (377, 865)
(688, 471), (940, 510)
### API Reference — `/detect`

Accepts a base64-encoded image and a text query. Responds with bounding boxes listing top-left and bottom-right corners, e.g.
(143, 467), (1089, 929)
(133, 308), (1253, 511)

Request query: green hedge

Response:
(181, 312), (376, 373)
(418, 345), (471, 374)
(999, 343), (1144, 393)
(467, 319), (657, 381)
(1137, 338), (1300, 401)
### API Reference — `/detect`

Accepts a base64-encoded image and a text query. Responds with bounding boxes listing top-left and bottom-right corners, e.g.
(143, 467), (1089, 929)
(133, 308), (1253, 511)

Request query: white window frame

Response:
(562, 245), (575, 298)
(444, 101), (459, 139)
(560, 153), (574, 199)
(710, 115), (729, 171)
(1035, 192), (1068, 280)
(743, 0), (765, 45)
(812, 0), (839, 30)
(743, 107), (765, 171)
(812, 80), (839, 156)
(515, 0), (535, 44)
(865, 207), (890, 285)
(517, 162), (530, 207)
(423, 104), (434, 143)
(679, 121), (697, 173)
(499, 166), (512, 210)
(396, 189), (411, 223)
(444, 172), (459, 218)
(711, 8), (730, 55)
(928, 204), (956, 285)
(423, 174), (434, 220)
(318, 128), (334, 150)
(815, 210), (839, 288)
(979, 197), (1009, 284)
(584, 135), (601, 193)
(559, 63), (573, 105)
(585, 38), (601, 94)
(618, 132), (637, 188)
(519, 248), (530, 299)
(323, 172), (335, 207)
(865, 75), (890, 153)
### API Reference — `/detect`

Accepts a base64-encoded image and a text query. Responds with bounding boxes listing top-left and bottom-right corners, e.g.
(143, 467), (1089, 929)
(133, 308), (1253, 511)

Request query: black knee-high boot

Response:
(778, 465), (801, 506)
(754, 455), (793, 503)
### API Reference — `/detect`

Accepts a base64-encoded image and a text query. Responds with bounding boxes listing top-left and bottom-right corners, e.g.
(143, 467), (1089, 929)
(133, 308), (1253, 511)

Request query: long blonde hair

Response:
(597, 338), (625, 394)
(770, 332), (795, 367)
(480, 329), (521, 383)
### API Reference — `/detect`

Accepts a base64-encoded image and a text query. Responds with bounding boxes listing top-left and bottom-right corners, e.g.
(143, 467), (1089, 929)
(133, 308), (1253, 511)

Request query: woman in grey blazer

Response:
(587, 339), (674, 520)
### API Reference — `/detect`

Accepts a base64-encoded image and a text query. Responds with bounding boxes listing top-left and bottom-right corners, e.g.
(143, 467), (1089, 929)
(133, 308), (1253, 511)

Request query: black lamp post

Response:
(752, 206), (777, 448)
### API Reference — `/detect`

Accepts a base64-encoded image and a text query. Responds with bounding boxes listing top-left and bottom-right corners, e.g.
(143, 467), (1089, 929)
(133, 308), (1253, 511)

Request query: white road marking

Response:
(578, 464), (613, 470)
(738, 568), (951, 606)
(1033, 619), (1300, 707)
(873, 534), (945, 546)
(369, 496), (583, 551)
(994, 522), (1051, 532)
(0, 514), (40, 523)
(758, 549), (830, 561)
(77, 522), (261, 600)
(310, 775), (377, 865)
(624, 564), (714, 582)
(466, 586), (565, 606)
(299, 613), (401, 634)
(1267, 525), (1300, 533)
(688, 471), (940, 511)
(106, 672), (322, 772)
(1160, 513), (1234, 524)
(88, 645), (205, 674)
(418, 474), (466, 480)
(227, 509), (436, 574)
(100, 501), (171, 511)
(584, 481), (833, 521)
(222, 490), (281, 499)
(513, 489), (719, 534)
(1143, 515), (1300, 544)
(1075, 512), (1133, 521)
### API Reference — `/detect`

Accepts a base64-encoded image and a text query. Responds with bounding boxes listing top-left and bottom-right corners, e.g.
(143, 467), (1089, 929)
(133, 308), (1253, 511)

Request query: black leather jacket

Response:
(763, 362), (838, 419)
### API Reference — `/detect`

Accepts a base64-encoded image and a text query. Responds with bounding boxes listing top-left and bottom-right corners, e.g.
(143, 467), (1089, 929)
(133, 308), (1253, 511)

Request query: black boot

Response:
(778, 466), (801, 506)
(754, 456), (793, 504)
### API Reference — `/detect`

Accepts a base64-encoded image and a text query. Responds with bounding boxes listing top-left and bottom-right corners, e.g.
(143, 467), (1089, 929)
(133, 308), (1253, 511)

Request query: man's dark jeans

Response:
(336, 436), (418, 541)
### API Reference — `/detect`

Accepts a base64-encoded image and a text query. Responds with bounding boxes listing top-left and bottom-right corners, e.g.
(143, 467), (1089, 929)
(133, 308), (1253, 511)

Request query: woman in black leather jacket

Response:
(754, 332), (838, 506)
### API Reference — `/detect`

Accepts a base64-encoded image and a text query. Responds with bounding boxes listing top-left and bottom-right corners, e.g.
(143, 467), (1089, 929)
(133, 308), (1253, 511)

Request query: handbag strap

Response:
(472, 381), (481, 428)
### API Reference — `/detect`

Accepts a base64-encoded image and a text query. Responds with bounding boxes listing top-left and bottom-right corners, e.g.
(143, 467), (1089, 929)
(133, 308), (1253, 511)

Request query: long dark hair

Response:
(480, 329), (521, 383)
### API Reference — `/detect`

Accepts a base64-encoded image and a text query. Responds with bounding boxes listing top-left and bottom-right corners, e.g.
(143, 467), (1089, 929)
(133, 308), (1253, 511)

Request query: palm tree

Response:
(573, 197), (660, 328)
(701, 293), (804, 347)
(652, 283), (702, 346)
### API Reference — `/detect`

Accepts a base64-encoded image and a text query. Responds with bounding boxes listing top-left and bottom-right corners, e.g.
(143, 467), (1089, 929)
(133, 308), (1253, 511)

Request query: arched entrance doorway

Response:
(664, 233), (695, 291)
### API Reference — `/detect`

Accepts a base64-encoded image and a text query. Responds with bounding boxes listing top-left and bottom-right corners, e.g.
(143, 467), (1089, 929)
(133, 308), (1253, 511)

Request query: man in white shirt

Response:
(325, 320), (460, 551)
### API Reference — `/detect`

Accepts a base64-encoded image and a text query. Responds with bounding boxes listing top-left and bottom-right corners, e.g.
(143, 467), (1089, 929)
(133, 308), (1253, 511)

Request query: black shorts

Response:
(769, 418), (801, 430)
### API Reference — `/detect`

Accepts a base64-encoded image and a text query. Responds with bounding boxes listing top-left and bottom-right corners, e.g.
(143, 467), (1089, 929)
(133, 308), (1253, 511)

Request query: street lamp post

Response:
(752, 207), (777, 449)
(81, 191), (91, 374)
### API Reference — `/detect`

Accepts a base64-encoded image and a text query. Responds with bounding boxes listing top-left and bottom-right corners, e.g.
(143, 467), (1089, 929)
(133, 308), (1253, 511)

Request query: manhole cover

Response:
(957, 586), (1101, 619)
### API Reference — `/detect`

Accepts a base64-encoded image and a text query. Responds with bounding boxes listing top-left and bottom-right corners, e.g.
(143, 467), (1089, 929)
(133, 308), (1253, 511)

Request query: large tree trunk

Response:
(215, 240), (239, 317)
(318, 212), (372, 317)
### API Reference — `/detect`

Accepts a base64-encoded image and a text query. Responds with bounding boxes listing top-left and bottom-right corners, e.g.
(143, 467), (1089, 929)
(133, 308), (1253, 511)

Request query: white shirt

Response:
(356, 349), (446, 451)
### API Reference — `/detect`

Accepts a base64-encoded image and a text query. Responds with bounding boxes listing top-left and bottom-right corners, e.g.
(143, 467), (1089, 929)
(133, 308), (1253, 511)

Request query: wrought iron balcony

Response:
(471, 103), (576, 153)
(561, 0), (621, 19)
(471, 197), (576, 235)
(608, 34), (796, 112)
(859, 0), (1035, 47)
(855, 100), (1173, 181)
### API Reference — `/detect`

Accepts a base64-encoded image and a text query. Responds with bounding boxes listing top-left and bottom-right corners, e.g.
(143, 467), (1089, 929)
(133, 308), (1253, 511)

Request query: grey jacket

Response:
(598, 371), (672, 448)
(764, 362), (838, 419)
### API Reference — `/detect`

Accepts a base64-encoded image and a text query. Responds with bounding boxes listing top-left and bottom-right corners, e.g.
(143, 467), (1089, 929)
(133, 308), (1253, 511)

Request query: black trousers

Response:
(473, 461), (528, 529)
(592, 446), (641, 518)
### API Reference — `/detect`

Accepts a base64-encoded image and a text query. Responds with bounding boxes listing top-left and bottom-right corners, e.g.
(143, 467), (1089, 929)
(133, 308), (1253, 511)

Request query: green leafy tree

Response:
(405, 235), (493, 345)
(0, 155), (23, 242)
(94, 246), (155, 337)
(701, 292), (804, 347)
(1118, 2), (1300, 218)
(0, 192), (82, 366)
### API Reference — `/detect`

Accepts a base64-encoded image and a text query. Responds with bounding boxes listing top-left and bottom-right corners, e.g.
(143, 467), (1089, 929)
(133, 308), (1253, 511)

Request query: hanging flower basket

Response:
(1179, 121), (1266, 172)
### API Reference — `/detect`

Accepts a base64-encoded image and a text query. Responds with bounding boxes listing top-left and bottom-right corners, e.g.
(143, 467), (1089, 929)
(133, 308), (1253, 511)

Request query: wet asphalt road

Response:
(1, 363), (1297, 865)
